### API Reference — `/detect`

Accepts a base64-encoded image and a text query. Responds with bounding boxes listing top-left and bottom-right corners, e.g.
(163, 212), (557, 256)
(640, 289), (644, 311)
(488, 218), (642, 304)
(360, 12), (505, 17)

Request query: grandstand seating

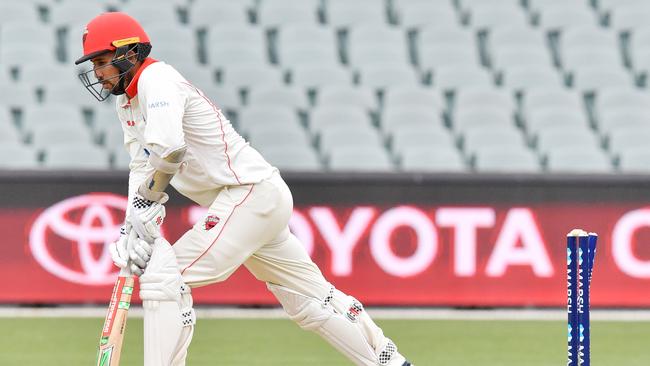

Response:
(1, 0), (649, 174)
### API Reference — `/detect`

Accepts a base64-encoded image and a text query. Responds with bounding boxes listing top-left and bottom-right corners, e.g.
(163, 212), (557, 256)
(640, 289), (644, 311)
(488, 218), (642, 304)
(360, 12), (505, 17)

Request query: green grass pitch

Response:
(2, 317), (649, 365)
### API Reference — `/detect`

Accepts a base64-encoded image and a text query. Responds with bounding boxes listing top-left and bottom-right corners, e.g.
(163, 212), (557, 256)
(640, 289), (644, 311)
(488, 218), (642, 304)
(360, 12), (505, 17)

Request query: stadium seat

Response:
(383, 86), (445, 111)
(208, 25), (265, 49)
(0, 3), (40, 24)
(474, 146), (541, 173)
(434, 65), (493, 91)
(220, 64), (284, 89)
(316, 86), (378, 111)
(629, 47), (650, 75)
(594, 87), (650, 118)
(21, 105), (86, 134)
(525, 106), (590, 137)
(571, 66), (633, 93)
(453, 106), (513, 134)
(618, 148), (650, 173)
(487, 25), (547, 50)
(537, 5), (597, 32)
(319, 125), (384, 157)
(31, 124), (95, 149)
(18, 64), (79, 89)
(247, 86), (309, 110)
(348, 44), (411, 69)
(103, 128), (126, 150)
(277, 24), (337, 49)
(208, 43), (269, 70)
(522, 88), (584, 114)
(43, 144), (110, 170)
(189, 2), (250, 28)
(48, 2), (106, 27)
(238, 105), (300, 135)
(0, 45), (56, 69)
(248, 125), (312, 151)
(328, 146), (394, 172)
(610, 5), (650, 32)
(277, 43), (341, 68)
(309, 106), (372, 135)
(454, 87), (516, 113)
(357, 64), (420, 90)
(535, 126), (602, 156)
(399, 145), (467, 172)
(597, 0), (648, 15)
(560, 26), (619, 53)
(119, 2), (181, 26)
(418, 25), (475, 48)
(545, 147), (613, 173)
(382, 106), (444, 136)
(458, 0), (521, 11)
(461, 126), (526, 157)
(390, 128), (456, 155)
(502, 66), (564, 91)
(325, 0), (387, 28)
(0, 144), (39, 169)
(43, 84), (97, 110)
(0, 118), (22, 144)
(419, 44), (482, 71)
(490, 45), (554, 72)
(466, 4), (529, 30)
(290, 64), (353, 90)
(258, 145), (322, 171)
(398, 2), (460, 29)
(527, 0), (573, 14)
(608, 128), (650, 155)
(598, 107), (650, 136)
(392, 0), (457, 22)
(257, 0), (319, 28)
(0, 84), (38, 107)
(146, 25), (198, 53)
(0, 23), (56, 51)
(561, 47), (624, 73)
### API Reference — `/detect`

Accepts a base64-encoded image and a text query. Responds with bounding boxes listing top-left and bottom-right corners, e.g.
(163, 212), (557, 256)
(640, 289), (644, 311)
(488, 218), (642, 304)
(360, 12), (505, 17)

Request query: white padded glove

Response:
(129, 192), (166, 244)
(109, 223), (132, 269)
(128, 237), (154, 276)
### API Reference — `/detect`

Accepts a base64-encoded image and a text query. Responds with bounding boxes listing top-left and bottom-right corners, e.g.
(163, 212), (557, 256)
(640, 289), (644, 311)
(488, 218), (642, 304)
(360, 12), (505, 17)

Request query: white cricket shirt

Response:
(115, 58), (276, 207)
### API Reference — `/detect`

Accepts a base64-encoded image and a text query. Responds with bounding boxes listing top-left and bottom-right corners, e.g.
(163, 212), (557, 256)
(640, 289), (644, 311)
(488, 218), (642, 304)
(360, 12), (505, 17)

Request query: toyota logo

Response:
(29, 193), (127, 285)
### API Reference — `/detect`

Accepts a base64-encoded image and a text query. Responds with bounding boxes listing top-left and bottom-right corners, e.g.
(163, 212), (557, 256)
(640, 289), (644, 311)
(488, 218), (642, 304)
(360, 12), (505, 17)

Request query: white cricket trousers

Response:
(174, 170), (329, 299)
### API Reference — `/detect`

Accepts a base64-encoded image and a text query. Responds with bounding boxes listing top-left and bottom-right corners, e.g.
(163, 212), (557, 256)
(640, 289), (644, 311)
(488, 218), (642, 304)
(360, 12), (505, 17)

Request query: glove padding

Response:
(128, 237), (153, 276)
(109, 223), (132, 269)
(129, 192), (166, 244)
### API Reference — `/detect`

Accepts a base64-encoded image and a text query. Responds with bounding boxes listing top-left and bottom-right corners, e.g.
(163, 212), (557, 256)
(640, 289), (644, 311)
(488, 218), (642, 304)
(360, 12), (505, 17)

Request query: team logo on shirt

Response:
(204, 215), (220, 231)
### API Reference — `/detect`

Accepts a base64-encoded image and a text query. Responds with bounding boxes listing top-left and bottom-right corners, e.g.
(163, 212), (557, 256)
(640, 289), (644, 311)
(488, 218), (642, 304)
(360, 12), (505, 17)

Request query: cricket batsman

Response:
(75, 12), (414, 366)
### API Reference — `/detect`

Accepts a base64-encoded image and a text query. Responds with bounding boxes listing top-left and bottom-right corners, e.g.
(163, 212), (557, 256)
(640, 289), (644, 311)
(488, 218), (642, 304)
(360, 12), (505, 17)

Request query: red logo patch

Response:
(204, 215), (220, 231)
(156, 216), (163, 226)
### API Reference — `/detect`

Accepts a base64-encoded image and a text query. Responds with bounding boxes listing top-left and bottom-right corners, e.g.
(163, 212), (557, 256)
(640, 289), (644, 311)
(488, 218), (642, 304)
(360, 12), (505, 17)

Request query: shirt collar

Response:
(125, 57), (157, 99)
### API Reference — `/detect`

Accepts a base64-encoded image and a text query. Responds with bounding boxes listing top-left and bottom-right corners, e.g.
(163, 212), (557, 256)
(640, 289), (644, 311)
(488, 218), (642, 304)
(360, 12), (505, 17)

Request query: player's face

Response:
(91, 52), (119, 90)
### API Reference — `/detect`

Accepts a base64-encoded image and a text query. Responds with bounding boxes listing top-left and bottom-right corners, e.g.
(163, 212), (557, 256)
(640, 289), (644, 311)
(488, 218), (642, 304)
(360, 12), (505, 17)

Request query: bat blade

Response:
(96, 274), (134, 366)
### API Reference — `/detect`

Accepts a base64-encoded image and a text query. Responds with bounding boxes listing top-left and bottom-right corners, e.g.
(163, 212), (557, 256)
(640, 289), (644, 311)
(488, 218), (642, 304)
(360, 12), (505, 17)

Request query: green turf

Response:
(2, 317), (649, 365)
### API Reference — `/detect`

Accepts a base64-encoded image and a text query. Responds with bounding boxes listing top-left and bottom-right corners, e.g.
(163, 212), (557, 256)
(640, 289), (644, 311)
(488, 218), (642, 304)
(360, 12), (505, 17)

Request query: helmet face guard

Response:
(78, 43), (151, 101)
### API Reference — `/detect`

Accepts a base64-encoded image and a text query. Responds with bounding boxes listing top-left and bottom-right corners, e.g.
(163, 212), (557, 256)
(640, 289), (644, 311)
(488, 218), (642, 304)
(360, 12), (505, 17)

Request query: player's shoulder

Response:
(139, 61), (182, 86)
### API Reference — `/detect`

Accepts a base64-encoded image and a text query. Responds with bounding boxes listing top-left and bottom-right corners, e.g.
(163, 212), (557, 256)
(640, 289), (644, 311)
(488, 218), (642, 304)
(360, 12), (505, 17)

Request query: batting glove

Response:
(129, 192), (166, 244)
(109, 223), (132, 269)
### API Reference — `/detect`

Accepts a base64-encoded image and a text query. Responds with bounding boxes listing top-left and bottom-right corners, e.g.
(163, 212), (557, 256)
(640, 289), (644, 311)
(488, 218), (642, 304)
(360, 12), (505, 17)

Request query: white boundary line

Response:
(2, 307), (650, 321)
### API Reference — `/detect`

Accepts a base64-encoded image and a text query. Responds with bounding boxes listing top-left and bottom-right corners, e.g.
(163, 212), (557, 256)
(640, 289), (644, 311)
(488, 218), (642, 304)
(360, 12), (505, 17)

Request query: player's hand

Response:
(109, 223), (132, 269)
(128, 237), (153, 276)
(129, 192), (166, 244)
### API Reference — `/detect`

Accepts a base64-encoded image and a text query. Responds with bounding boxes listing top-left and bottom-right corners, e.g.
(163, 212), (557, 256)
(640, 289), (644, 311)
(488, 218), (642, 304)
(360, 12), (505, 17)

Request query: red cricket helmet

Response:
(75, 12), (153, 101)
(75, 12), (150, 65)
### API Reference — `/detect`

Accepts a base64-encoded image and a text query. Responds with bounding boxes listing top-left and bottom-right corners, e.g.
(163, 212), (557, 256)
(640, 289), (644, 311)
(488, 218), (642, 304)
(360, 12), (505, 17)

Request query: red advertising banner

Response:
(3, 193), (650, 306)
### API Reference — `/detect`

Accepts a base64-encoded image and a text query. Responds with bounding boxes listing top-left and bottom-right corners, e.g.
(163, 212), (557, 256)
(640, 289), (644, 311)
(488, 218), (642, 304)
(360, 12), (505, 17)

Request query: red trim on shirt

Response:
(180, 81), (242, 184)
(180, 184), (255, 275)
(125, 57), (157, 99)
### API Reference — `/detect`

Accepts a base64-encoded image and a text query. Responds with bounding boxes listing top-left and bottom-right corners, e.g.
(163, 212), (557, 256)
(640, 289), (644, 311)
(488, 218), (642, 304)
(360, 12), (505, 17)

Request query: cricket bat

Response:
(96, 232), (137, 366)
